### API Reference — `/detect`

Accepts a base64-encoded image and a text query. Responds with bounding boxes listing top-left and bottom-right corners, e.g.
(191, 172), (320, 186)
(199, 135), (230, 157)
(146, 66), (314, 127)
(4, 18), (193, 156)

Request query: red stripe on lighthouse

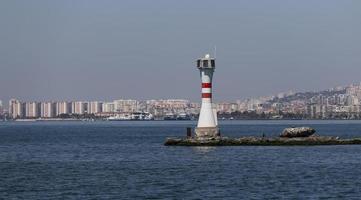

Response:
(202, 83), (212, 88)
(202, 93), (212, 98)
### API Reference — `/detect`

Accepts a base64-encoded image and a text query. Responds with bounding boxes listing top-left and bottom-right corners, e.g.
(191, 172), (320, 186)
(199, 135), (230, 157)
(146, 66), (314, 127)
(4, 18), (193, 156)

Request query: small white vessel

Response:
(107, 112), (153, 121)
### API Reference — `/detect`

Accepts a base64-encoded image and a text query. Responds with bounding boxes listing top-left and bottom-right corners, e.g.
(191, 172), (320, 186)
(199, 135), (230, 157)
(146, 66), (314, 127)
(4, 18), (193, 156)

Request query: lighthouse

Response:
(195, 54), (219, 138)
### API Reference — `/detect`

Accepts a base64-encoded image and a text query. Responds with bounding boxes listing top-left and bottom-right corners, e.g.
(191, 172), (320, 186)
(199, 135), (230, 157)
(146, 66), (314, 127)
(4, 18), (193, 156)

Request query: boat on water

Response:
(107, 112), (154, 121)
(176, 113), (192, 120)
(163, 112), (192, 120)
(15, 119), (37, 122)
(163, 112), (177, 120)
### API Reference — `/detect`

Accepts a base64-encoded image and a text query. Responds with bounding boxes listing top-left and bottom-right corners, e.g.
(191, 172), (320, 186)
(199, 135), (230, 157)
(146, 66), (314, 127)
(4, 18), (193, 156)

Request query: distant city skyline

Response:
(4, 82), (361, 120)
(1, 81), (359, 103)
(1, 0), (361, 103)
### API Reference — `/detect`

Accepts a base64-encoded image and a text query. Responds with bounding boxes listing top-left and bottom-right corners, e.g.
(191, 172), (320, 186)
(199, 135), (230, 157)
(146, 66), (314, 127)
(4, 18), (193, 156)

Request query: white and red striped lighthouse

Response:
(195, 54), (219, 138)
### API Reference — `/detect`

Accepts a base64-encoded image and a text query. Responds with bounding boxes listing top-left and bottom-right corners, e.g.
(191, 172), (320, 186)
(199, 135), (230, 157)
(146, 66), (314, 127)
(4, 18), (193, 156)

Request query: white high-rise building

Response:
(114, 99), (138, 113)
(25, 102), (40, 118)
(41, 102), (55, 118)
(88, 101), (102, 114)
(102, 102), (115, 113)
(9, 99), (24, 119)
(346, 95), (359, 106)
(56, 101), (71, 116)
(71, 101), (86, 114)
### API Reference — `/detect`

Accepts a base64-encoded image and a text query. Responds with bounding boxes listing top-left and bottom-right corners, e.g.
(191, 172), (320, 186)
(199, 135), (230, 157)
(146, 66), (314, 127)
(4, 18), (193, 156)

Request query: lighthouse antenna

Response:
(214, 45), (217, 59)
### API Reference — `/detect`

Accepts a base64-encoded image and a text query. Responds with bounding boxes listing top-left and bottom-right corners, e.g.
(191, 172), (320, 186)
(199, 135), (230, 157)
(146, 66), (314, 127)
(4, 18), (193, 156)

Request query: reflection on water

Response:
(192, 146), (217, 154)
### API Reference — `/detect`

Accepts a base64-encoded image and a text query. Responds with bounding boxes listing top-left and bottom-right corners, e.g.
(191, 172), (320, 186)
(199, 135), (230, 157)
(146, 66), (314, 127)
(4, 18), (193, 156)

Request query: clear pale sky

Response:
(0, 0), (360, 103)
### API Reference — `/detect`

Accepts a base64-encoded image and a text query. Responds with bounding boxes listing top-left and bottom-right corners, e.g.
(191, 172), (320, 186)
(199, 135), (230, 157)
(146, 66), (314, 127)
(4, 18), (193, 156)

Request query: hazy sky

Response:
(0, 0), (360, 103)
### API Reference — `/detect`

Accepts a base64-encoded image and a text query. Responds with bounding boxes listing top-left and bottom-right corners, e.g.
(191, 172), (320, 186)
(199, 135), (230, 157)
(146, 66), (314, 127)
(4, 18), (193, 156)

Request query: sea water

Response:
(1, 120), (361, 199)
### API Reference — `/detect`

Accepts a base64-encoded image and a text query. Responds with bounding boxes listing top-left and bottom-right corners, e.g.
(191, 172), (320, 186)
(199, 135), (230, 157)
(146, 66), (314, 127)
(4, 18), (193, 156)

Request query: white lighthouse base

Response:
(195, 127), (220, 138)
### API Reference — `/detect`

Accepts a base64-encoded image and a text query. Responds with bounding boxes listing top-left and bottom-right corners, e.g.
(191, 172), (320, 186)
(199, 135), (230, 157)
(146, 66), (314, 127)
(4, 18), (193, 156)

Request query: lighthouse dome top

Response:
(196, 54), (215, 69)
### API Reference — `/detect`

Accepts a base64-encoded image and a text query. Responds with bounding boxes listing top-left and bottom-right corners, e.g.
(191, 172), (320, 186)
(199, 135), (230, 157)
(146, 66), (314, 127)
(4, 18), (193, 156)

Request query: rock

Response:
(280, 127), (315, 138)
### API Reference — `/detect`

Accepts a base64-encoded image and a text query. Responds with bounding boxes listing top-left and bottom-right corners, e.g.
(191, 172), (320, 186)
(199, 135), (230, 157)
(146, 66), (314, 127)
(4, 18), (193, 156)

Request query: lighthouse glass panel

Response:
(203, 60), (208, 68)
(211, 60), (215, 67)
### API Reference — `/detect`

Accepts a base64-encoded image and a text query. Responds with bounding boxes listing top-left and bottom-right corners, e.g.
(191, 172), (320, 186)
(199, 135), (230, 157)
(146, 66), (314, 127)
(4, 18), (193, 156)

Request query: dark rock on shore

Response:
(280, 127), (315, 138)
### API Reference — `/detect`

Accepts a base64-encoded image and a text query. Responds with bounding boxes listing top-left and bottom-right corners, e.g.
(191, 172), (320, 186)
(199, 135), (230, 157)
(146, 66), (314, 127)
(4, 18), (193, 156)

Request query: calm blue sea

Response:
(1, 120), (361, 199)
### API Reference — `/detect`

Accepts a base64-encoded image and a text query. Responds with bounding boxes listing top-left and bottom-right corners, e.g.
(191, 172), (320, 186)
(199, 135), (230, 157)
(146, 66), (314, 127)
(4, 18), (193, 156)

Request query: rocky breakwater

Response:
(164, 127), (361, 146)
